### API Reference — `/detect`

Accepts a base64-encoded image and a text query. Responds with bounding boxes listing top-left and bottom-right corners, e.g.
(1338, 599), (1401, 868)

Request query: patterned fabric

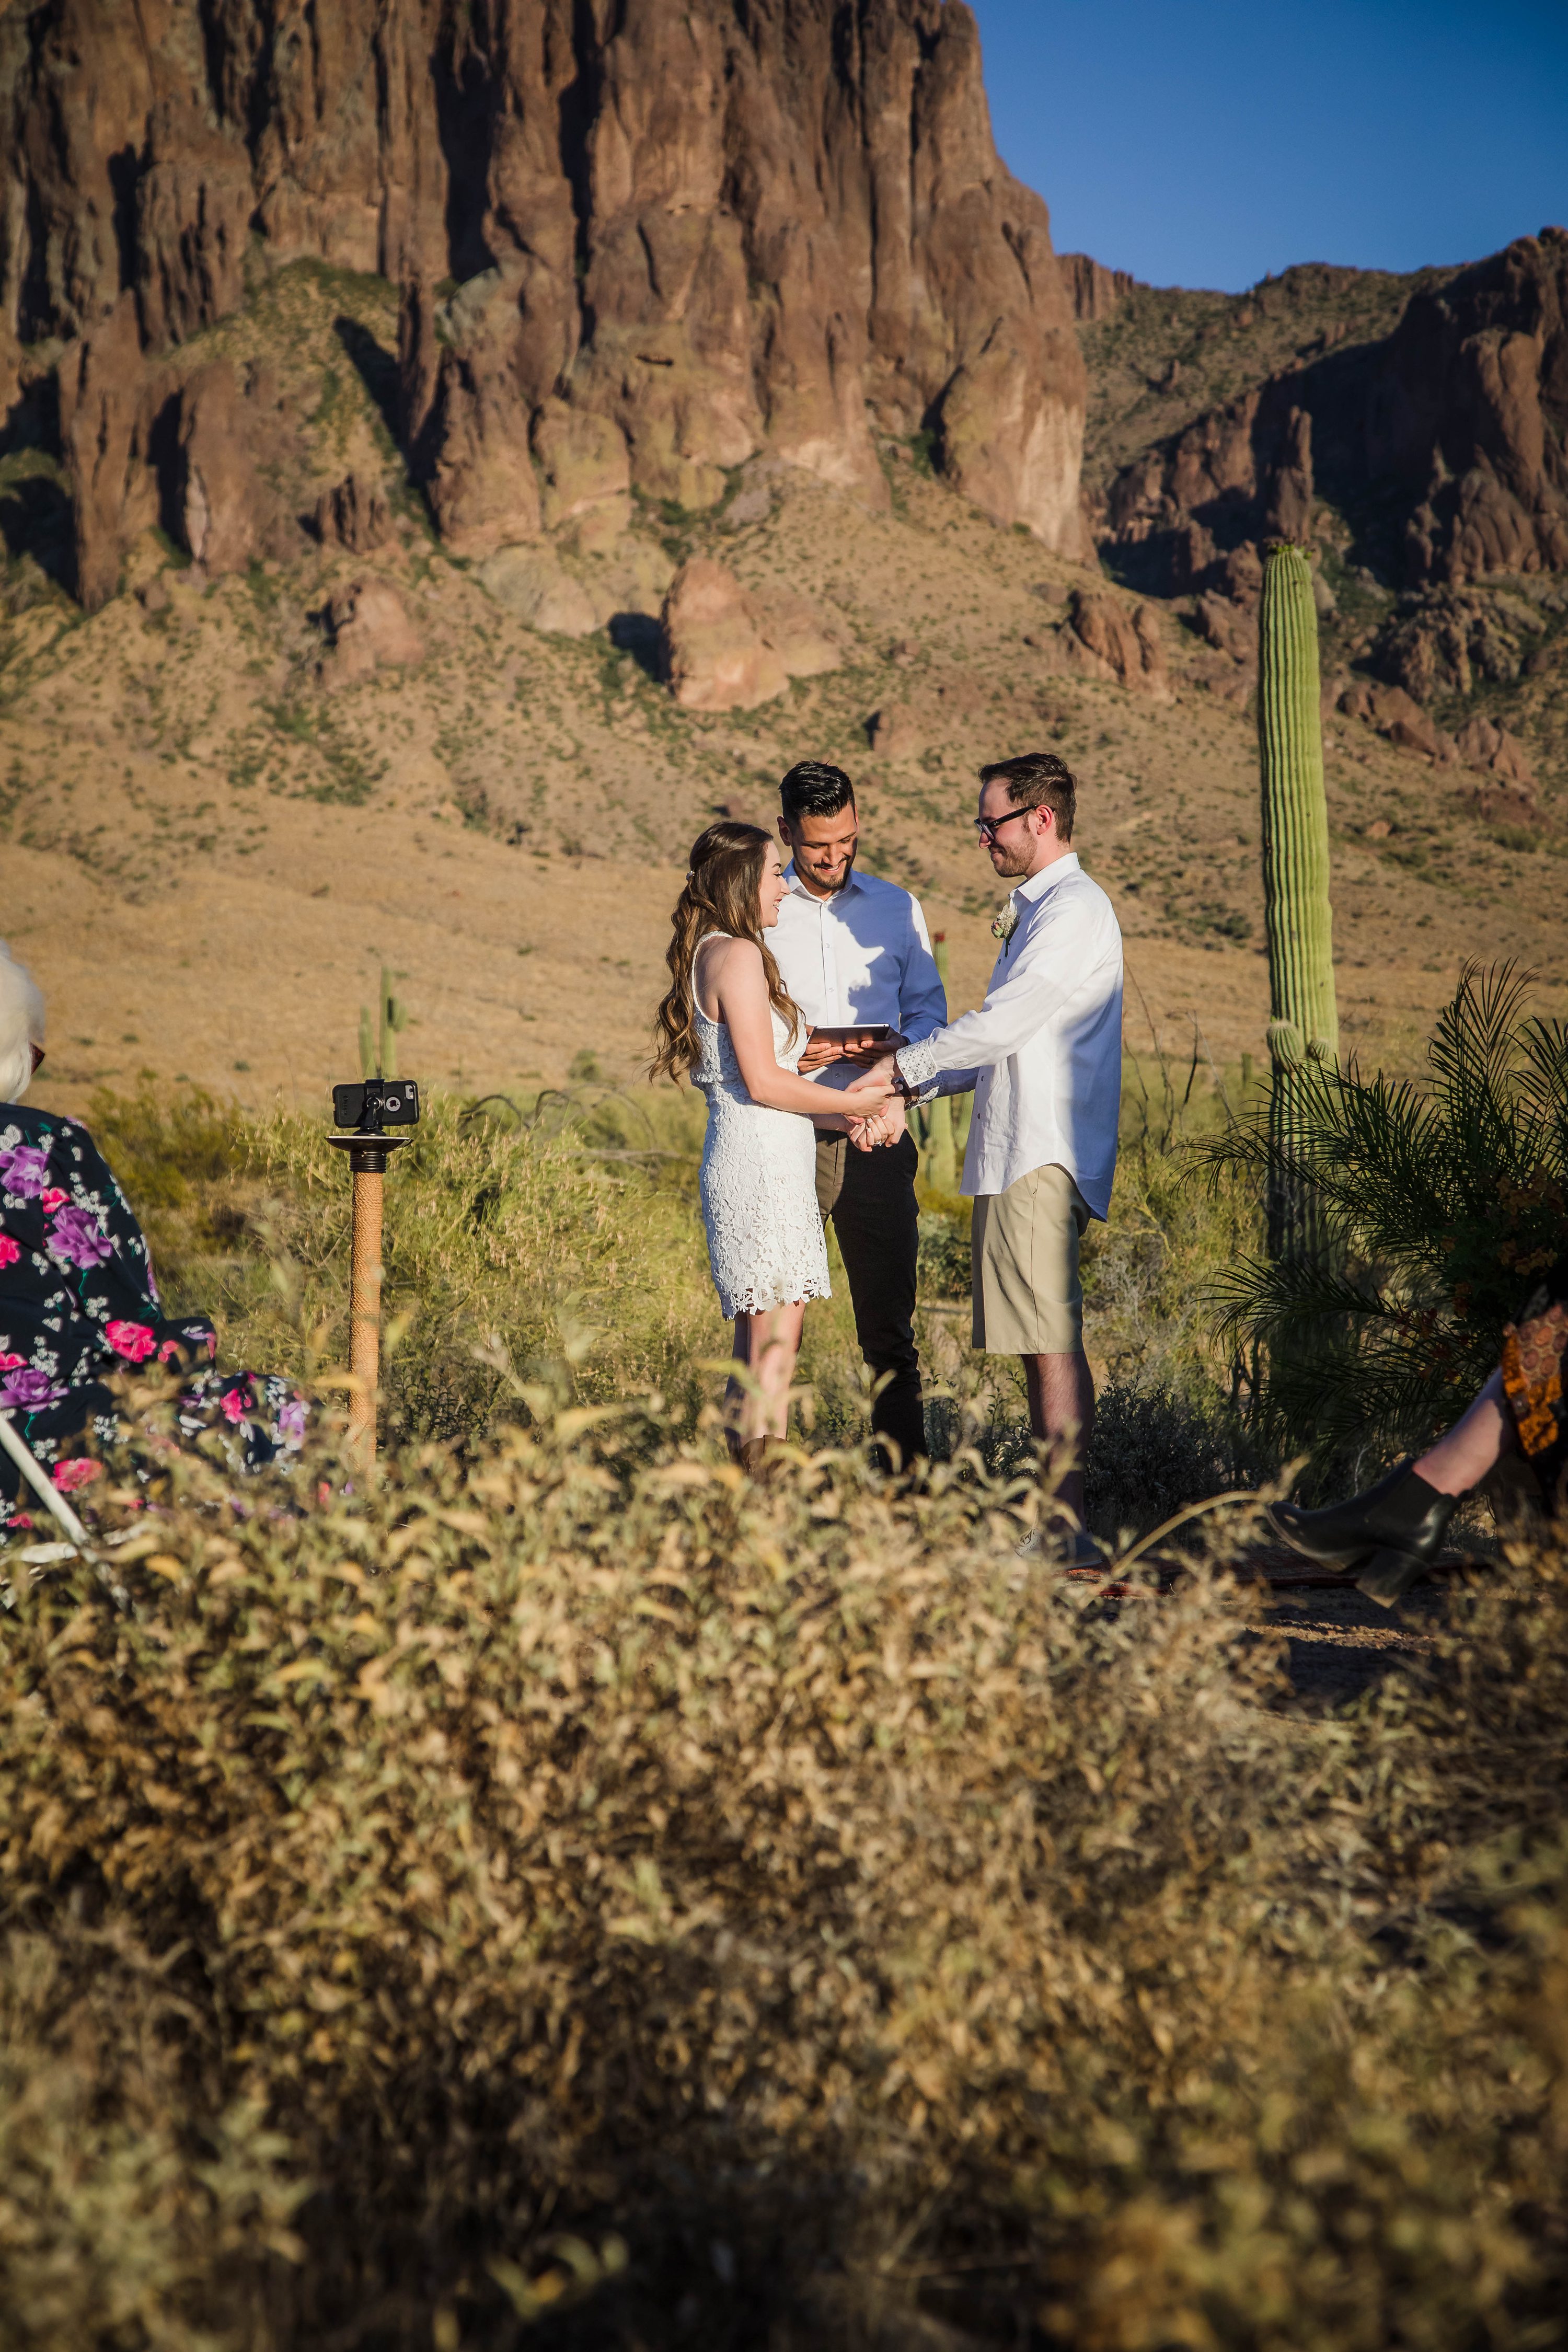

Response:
(0, 1103), (306, 1520)
(690, 938), (832, 1321)
(1500, 1287), (1568, 1515)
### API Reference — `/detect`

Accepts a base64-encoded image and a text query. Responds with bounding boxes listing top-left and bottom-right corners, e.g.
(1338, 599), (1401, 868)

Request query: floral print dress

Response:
(1500, 1267), (1568, 1516)
(0, 1104), (305, 1520)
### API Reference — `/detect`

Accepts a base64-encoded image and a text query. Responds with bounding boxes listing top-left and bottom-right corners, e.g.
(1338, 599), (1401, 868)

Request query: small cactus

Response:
(1258, 540), (1338, 1256)
(359, 966), (410, 1080)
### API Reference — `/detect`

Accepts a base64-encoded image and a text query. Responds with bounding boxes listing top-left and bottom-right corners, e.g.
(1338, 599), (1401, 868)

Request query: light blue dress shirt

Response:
(771, 861), (949, 1110)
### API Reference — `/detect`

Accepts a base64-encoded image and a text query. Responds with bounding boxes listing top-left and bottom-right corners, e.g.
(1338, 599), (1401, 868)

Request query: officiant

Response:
(771, 761), (948, 1472)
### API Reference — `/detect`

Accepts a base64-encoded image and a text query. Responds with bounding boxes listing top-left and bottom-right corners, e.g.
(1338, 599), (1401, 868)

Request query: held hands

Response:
(797, 1028), (903, 1148)
(836, 1067), (895, 1129)
(847, 1093), (908, 1153)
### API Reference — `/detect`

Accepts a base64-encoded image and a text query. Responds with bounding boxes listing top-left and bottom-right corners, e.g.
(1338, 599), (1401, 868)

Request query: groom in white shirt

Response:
(770, 759), (948, 1473)
(879, 752), (1123, 1560)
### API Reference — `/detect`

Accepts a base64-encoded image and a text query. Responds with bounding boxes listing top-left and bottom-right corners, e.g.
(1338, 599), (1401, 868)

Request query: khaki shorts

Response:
(971, 1162), (1091, 1356)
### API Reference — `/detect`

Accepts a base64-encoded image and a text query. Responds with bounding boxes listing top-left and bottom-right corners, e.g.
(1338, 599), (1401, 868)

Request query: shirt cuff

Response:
(895, 1037), (941, 1092)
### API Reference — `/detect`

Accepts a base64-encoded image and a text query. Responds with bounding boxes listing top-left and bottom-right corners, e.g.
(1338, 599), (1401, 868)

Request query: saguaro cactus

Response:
(360, 966), (410, 1080)
(1258, 539), (1338, 1257)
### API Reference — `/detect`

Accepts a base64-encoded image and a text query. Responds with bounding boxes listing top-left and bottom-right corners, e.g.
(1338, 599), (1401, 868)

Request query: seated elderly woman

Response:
(0, 942), (305, 1525)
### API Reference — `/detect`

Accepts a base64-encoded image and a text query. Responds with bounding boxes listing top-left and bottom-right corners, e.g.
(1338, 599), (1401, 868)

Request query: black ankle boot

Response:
(1267, 1460), (1459, 1606)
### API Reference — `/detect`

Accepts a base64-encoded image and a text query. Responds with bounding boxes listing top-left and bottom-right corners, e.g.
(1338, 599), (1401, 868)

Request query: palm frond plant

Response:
(1192, 963), (1568, 1474)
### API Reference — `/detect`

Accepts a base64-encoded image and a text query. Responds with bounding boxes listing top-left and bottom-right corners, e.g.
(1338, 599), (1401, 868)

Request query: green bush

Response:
(85, 1074), (1262, 1524)
(1194, 964), (1568, 1472)
(90, 1083), (725, 1446)
(1086, 1378), (1258, 1539)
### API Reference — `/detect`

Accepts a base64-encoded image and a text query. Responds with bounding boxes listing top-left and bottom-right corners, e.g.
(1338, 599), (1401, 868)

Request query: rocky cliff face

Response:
(0, 0), (1088, 606)
(1058, 254), (1140, 325)
(1099, 230), (1568, 597)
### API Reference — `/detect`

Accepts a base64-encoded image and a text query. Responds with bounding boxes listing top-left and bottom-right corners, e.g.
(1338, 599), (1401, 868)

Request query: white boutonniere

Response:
(991, 894), (1020, 944)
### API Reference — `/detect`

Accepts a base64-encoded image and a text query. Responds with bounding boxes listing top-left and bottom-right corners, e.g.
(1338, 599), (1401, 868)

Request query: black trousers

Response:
(814, 1129), (925, 1469)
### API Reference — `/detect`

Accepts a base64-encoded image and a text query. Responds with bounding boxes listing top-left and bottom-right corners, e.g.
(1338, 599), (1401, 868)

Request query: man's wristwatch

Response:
(891, 1062), (917, 1103)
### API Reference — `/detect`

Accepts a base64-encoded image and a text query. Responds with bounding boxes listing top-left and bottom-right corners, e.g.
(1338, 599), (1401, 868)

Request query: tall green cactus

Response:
(1258, 539), (1338, 1258)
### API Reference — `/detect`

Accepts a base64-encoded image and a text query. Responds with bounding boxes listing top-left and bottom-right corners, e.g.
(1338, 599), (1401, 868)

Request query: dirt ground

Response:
(1265, 1581), (1451, 1712)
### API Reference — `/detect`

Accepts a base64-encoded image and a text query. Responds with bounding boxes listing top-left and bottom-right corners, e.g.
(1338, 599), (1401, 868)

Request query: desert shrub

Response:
(84, 1085), (728, 1446)
(1, 1393), (1566, 2348)
(80, 1080), (903, 1456)
(1086, 1132), (1260, 1395)
(1086, 1377), (1257, 1539)
(0, 1924), (302, 2350)
(916, 1204), (970, 1296)
(1194, 963), (1568, 1473)
(85, 1077), (1261, 1483)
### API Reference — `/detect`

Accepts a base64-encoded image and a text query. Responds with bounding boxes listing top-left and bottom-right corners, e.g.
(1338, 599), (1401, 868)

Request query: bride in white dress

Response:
(653, 821), (892, 1470)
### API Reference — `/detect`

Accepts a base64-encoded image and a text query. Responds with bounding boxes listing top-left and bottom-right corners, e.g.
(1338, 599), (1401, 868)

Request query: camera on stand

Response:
(331, 1079), (420, 1136)
(328, 1077), (422, 1468)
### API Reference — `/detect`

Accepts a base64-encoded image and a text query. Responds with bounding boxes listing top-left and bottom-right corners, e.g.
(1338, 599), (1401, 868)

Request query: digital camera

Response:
(332, 1079), (421, 1133)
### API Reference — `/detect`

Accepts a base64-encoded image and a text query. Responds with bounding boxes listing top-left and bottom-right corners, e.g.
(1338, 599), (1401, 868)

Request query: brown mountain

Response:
(1093, 235), (1568, 595)
(1, 0), (1088, 608)
(1067, 238), (1568, 792)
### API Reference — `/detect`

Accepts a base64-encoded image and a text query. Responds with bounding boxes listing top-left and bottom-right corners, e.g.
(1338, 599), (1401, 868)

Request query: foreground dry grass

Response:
(2, 1381), (1566, 2350)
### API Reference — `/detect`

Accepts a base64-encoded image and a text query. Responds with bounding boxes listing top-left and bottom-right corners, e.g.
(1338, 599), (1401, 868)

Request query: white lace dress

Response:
(691, 943), (832, 1319)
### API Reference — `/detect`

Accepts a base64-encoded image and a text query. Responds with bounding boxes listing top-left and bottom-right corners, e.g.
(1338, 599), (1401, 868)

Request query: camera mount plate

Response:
(328, 1132), (412, 1176)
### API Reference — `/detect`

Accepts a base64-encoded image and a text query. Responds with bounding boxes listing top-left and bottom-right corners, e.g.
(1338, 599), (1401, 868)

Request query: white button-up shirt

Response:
(894, 852), (1123, 1216)
(771, 861), (948, 1104)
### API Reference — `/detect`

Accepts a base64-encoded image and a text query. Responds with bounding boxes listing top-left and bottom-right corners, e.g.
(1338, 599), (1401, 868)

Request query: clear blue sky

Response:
(970, 0), (1568, 292)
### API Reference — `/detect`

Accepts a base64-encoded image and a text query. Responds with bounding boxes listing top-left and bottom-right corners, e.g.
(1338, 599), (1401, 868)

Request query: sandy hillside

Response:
(4, 266), (1565, 1128)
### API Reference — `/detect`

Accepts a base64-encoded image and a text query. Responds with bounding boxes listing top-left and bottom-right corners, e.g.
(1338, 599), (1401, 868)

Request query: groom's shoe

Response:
(1266, 1461), (1459, 1607)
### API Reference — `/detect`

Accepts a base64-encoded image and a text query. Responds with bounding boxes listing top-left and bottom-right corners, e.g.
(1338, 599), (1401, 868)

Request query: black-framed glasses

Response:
(974, 807), (1032, 844)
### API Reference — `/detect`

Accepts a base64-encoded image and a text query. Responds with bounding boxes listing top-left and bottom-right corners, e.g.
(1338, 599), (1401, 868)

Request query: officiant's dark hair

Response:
(651, 821), (802, 1081)
(779, 760), (854, 823)
(980, 750), (1077, 843)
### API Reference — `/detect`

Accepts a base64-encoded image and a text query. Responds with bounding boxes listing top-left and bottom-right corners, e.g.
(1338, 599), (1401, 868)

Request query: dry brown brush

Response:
(1, 1390), (1565, 2348)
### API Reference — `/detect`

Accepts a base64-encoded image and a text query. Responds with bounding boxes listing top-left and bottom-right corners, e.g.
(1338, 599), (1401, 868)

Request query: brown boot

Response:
(737, 1436), (775, 1480)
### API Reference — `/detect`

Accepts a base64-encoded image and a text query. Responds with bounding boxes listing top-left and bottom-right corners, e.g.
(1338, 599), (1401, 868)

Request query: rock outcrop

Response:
(1338, 681), (1457, 765)
(1368, 583), (1553, 700)
(313, 474), (394, 555)
(1334, 680), (1539, 805)
(477, 548), (599, 640)
(1100, 229), (1568, 599)
(56, 296), (160, 611)
(55, 305), (308, 604)
(531, 401), (632, 546)
(658, 557), (840, 711)
(3, 0), (1090, 603)
(1453, 715), (1537, 794)
(1059, 255), (1142, 325)
(1062, 589), (1171, 699)
(321, 578), (425, 684)
(178, 363), (262, 575)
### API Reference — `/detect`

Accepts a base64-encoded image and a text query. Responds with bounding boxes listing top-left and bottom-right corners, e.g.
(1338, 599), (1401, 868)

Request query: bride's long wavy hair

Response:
(651, 821), (801, 1080)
